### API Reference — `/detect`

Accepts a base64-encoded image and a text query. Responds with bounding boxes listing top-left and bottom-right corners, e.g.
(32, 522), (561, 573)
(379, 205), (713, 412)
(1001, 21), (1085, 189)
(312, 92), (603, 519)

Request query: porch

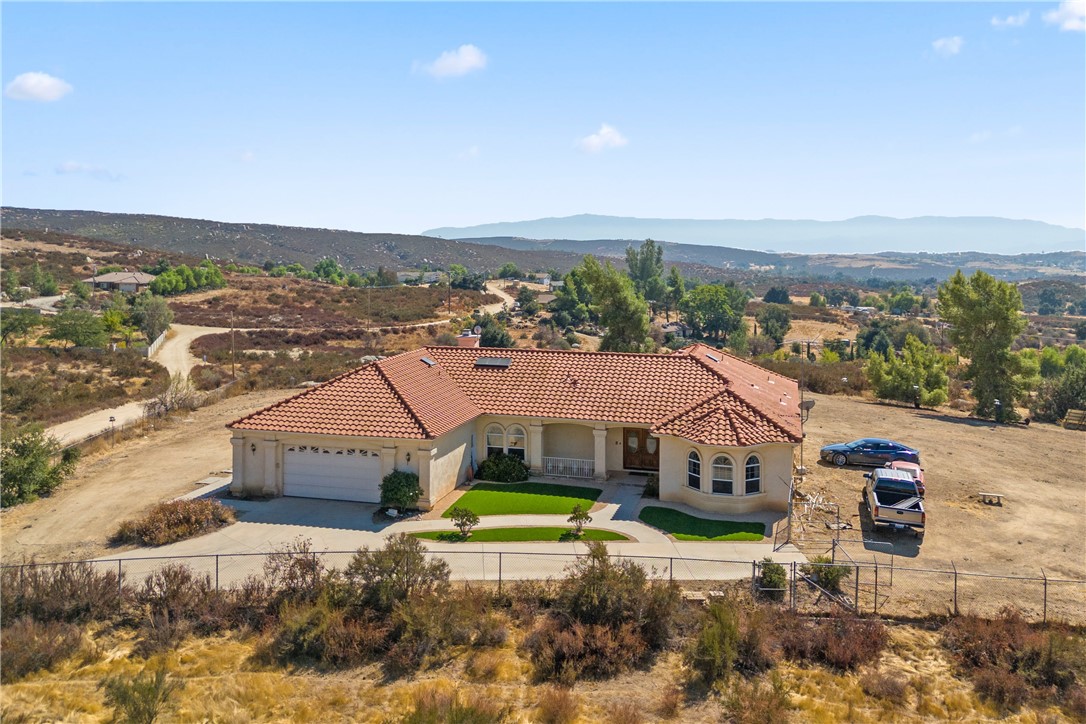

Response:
(531, 422), (660, 481)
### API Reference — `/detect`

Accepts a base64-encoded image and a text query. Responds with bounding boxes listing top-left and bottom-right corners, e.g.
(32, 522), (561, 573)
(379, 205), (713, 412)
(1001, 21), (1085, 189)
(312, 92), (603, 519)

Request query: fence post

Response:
(952, 561), (958, 616)
(751, 561), (757, 597)
(669, 557), (674, 583)
(117, 559), (123, 599)
(790, 561), (796, 611)
(854, 564), (860, 614)
(497, 552), (502, 595)
(215, 555), (220, 592)
(873, 561), (879, 615)
(1041, 568), (1048, 625)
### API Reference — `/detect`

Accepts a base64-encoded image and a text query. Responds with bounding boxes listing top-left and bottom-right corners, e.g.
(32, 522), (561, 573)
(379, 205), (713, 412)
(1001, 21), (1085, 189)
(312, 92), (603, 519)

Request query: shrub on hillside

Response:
(111, 499), (236, 547)
(973, 667), (1030, 710)
(777, 611), (887, 670)
(0, 561), (122, 626)
(344, 533), (450, 614)
(380, 470), (423, 511)
(403, 684), (508, 724)
(524, 618), (647, 683)
(1, 617), (86, 682)
(719, 673), (793, 724)
(475, 453), (529, 483)
(99, 666), (182, 724)
(685, 602), (739, 685)
(263, 536), (327, 604)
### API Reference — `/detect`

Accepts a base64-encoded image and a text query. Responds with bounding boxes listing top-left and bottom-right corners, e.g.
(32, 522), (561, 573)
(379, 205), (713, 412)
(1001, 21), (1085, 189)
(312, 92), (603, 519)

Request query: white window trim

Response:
(485, 424), (505, 458)
(744, 454), (762, 495)
(687, 450), (702, 491)
(711, 454), (735, 496)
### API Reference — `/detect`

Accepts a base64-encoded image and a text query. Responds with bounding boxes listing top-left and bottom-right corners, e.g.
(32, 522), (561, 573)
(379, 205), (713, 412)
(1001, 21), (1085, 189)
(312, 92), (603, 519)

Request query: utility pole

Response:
(230, 311), (236, 380)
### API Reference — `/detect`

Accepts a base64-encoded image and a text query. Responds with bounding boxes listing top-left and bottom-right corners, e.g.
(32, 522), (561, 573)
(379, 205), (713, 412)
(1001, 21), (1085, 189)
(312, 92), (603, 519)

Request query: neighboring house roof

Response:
(82, 271), (156, 285)
(455, 335), (481, 348)
(229, 343), (801, 445)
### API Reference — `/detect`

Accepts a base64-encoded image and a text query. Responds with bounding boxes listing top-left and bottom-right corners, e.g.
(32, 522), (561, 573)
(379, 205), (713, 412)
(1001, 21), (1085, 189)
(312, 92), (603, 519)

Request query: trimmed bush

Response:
(111, 499), (235, 547)
(380, 470), (423, 511)
(475, 453), (529, 483)
(449, 506), (480, 537)
(643, 474), (659, 498)
(1, 617), (85, 682)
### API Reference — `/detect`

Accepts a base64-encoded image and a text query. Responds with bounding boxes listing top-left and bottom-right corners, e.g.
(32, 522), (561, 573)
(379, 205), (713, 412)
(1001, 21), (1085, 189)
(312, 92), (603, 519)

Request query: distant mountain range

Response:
(2, 207), (1082, 282)
(425, 214), (1085, 255)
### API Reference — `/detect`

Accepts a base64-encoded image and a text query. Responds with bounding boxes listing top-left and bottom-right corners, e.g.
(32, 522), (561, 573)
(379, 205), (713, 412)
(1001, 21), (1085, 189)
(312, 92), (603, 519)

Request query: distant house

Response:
(549, 279), (565, 291)
(82, 271), (156, 293)
(228, 343), (802, 514)
(397, 271), (442, 284)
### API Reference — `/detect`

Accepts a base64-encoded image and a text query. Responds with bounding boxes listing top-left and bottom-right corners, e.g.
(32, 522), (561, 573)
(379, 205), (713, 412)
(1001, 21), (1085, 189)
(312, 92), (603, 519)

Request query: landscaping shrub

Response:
(402, 684), (508, 724)
(111, 499), (236, 547)
(719, 673), (793, 724)
(0, 617), (85, 682)
(0, 561), (123, 625)
(380, 470), (423, 511)
(449, 506), (479, 537)
(99, 666), (182, 724)
(758, 558), (787, 601)
(475, 453), (529, 483)
(535, 685), (581, 724)
(799, 555), (851, 593)
(344, 533), (450, 614)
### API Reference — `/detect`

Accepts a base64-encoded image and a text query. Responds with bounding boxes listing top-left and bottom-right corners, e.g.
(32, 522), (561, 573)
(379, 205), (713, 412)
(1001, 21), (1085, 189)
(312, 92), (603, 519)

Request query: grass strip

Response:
(638, 506), (765, 541)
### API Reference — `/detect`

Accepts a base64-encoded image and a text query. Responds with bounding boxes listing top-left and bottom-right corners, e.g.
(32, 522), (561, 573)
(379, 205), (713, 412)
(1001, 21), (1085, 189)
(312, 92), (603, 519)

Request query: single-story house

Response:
(227, 343), (802, 514)
(83, 271), (156, 293)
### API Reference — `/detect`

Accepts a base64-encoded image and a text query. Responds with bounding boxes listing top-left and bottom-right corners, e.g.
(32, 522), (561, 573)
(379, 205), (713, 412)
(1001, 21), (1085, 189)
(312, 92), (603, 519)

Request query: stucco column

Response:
(380, 444), (397, 479)
(262, 439), (278, 496)
(416, 446), (433, 505)
(229, 436), (244, 494)
(593, 427), (608, 481)
(528, 422), (543, 475)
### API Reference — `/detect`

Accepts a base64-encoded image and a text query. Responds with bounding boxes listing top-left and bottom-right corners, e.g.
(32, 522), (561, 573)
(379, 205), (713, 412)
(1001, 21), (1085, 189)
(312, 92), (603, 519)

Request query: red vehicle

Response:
(886, 460), (925, 496)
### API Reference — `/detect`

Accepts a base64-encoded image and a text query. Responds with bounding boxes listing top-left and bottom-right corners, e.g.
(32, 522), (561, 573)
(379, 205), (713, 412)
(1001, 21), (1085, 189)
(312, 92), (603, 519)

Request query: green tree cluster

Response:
(549, 266), (595, 328)
(149, 261), (226, 296)
(755, 304), (791, 346)
(762, 286), (791, 305)
(625, 239), (666, 311)
(580, 256), (652, 352)
(1, 425), (80, 507)
(938, 270), (1027, 421)
(47, 310), (108, 348)
(680, 283), (749, 343)
(864, 334), (949, 408)
(515, 286), (540, 316)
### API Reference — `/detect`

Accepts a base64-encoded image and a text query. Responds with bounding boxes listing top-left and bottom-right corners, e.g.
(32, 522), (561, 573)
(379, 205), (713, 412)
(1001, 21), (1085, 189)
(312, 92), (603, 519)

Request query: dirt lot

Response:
(799, 393), (1086, 580)
(0, 388), (295, 564)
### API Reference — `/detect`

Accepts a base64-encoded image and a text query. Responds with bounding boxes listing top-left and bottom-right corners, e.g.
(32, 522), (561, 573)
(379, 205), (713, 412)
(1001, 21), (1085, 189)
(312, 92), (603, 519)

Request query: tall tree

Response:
(864, 334), (949, 408)
(549, 267), (595, 328)
(755, 304), (791, 346)
(1, 425), (80, 507)
(937, 270), (1027, 420)
(580, 256), (651, 352)
(1, 309), (39, 346)
(625, 239), (666, 311)
(48, 310), (108, 348)
(679, 283), (749, 342)
(664, 266), (685, 323)
(762, 286), (791, 305)
(132, 293), (174, 341)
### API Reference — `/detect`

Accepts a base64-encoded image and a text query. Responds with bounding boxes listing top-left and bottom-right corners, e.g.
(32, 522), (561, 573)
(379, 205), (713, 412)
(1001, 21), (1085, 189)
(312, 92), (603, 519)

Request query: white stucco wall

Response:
(424, 420), (474, 509)
(657, 436), (795, 514)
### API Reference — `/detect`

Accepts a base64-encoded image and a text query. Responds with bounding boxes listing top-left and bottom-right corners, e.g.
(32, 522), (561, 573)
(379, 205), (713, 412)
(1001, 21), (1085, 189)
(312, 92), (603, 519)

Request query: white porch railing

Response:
(542, 456), (595, 479)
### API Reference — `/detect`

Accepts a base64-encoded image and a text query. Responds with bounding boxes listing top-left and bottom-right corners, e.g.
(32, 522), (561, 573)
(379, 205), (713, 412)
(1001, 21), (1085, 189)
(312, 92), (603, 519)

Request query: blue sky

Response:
(3, 2), (1084, 235)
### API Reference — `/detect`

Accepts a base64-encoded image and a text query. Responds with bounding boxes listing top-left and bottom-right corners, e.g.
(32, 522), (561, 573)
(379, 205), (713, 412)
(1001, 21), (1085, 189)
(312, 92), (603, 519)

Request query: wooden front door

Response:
(623, 428), (660, 471)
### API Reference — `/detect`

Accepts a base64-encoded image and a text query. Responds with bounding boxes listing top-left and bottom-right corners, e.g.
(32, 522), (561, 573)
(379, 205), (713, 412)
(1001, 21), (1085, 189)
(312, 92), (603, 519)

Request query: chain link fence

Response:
(5, 550), (1082, 625)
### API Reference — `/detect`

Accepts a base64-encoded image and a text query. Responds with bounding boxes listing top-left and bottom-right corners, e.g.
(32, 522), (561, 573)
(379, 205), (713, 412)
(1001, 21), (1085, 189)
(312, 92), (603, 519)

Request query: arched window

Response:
(711, 455), (734, 495)
(745, 455), (761, 495)
(687, 451), (701, 490)
(486, 424), (505, 459)
(506, 425), (526, 461)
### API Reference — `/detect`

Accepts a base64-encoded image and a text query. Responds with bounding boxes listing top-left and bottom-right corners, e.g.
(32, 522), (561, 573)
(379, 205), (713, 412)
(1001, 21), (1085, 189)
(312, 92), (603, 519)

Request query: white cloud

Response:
(419, 44), (487, 78)
(577, 123), (629, 154)
(55, 161), (119, 182)
(932, 36), (964, 56)
(5, 71), (73, 102)
(991, 10), (1030, 27)
(1044, 0), (1085, 31)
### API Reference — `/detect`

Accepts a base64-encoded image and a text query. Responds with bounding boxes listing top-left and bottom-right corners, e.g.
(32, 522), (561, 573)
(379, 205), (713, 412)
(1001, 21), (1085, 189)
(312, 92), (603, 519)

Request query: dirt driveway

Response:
(799, 393), (1086, 580)
(1, 388), (295, 564)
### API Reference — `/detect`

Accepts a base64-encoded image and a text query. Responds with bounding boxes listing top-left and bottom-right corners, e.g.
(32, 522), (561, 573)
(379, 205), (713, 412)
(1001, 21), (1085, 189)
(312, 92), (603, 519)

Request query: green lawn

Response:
(412, 527), (629, 543)
(638, 506), (766, 541)
(442, 482), (602, 517)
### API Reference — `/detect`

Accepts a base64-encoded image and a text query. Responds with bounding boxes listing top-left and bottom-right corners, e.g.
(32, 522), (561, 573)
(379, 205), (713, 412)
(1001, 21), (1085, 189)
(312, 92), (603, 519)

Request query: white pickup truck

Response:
(862, 468), (925, 537)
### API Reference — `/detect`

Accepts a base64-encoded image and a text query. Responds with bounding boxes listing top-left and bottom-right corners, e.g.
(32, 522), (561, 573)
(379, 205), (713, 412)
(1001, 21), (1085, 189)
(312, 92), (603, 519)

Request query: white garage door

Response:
(283, 445), (381, 503)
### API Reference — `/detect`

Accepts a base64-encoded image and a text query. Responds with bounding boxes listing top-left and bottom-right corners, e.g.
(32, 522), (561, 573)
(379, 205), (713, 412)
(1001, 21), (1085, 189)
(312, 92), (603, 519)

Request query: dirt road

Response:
(2, 388), (295, 564)
(45, 324), (231, 445)
(483, 280), (516, 314)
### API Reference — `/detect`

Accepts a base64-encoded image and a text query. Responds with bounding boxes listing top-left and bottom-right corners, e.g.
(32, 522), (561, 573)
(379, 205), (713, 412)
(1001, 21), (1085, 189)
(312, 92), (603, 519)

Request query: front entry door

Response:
(623, 428), (660, 471)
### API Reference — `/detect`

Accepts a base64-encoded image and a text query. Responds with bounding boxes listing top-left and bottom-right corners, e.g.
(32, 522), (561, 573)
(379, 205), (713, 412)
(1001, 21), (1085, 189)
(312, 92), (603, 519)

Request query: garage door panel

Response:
(283, 445), (381, 503)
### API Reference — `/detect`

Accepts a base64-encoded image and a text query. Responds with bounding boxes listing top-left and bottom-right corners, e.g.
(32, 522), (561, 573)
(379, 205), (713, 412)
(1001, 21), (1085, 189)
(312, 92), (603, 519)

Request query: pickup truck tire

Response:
(833, 453), (848, 466)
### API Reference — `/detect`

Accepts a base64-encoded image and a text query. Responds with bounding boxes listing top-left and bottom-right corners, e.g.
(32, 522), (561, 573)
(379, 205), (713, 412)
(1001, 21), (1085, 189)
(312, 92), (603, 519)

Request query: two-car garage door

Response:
(283, 445), (381, 503)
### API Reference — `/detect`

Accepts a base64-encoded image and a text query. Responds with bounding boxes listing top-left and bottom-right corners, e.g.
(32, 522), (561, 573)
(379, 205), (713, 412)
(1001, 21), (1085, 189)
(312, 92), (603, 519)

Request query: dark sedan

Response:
(820, 438), (920, 467)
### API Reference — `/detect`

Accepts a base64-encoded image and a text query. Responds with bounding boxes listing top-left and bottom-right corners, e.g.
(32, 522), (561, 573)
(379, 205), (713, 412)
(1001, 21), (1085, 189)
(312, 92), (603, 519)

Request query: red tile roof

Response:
(229, 344), (802, 445)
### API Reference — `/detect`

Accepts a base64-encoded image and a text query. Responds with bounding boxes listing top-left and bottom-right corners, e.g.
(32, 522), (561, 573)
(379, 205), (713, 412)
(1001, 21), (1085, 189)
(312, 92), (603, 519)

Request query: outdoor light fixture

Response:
(405, 452), (411, 463)
(250, 443), (257, 454)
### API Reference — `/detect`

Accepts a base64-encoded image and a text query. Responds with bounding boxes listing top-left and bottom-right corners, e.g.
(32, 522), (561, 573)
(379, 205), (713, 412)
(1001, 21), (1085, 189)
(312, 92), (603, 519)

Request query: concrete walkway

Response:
(100, 478), (807, 586)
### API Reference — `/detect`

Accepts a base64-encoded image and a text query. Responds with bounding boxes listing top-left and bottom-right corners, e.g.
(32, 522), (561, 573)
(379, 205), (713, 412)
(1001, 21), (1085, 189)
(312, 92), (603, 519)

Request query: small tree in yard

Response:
(568, 504), (592, 535)
(380, 470), (422, 512)
(449, 507), (479, 538)
(1, 425), (80, 507)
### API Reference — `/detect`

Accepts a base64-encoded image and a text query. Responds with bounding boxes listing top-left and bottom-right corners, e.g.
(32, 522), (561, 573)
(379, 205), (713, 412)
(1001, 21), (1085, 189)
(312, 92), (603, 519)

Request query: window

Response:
(506, 425), (526, 461)
(711, 455), (734, 495)
(745, 455), (761, 495)
(687, 451), (701, 490)
(486, 424), (504, 458)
